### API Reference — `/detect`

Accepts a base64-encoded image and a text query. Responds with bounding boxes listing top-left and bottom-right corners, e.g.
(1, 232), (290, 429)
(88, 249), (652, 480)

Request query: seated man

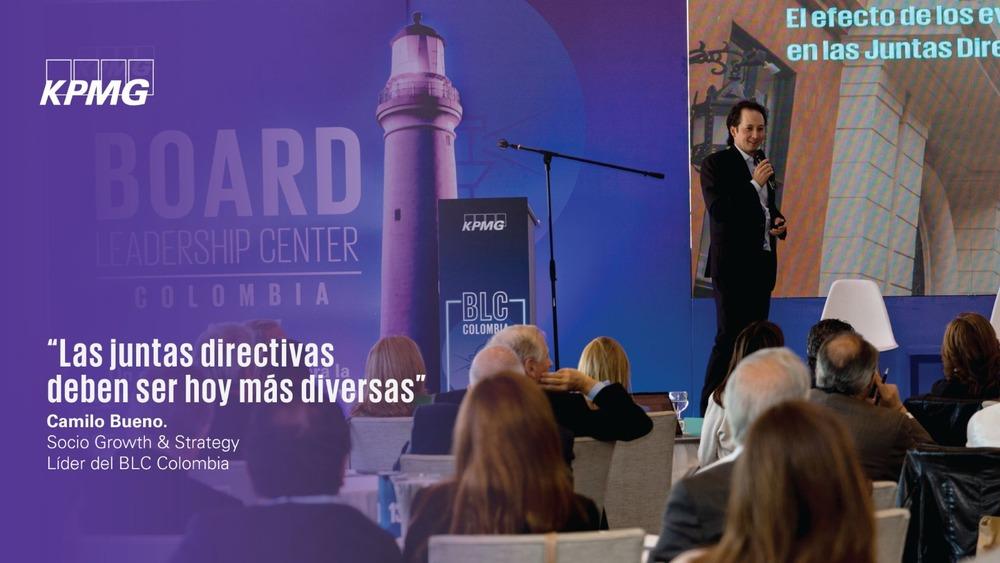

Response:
(77, 367), (241, 535)
(408, 345), (523, 454)
(488, 324), (652, 442)
(808, 331), (933, 481)
(652, 348), (810, 562)
(171, 384), (401, 563)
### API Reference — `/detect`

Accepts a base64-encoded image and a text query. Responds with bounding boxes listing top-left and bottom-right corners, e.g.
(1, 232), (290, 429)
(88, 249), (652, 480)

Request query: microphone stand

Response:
(498, 139), (664, 368)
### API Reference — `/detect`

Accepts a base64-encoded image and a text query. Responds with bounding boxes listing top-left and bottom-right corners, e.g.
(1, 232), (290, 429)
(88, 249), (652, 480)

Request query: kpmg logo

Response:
(40, 59), (154, 106)
(462, 213), (507, 232)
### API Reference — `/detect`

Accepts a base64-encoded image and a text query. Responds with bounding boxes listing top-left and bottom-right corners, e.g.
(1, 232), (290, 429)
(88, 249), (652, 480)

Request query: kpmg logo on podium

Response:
(461, 213), (506, 232)
(40, 58), (154, 106)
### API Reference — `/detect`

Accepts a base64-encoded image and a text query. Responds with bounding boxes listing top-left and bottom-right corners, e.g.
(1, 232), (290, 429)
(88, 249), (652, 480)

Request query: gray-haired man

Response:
(652, 347), (810, 562)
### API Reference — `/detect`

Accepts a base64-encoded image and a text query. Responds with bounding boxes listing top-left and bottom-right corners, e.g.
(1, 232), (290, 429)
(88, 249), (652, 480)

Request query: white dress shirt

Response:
(734, 145), (771, 251)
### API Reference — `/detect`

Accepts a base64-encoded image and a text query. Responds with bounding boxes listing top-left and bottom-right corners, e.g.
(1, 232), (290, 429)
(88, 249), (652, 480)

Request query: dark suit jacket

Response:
(77, 462), (242, 535)
(549, 383), (652, 442)
(409, 402), (460, 455)
(403, 482), (600, 563)
(170, 503), (401, 563)
(414, 383), (650, 456)
(808, 389), (934, 481)
(651, 460), (735, 562)
(434, 388), (467, 405)
(701, 146), (785, 292)
(409, 400), (576, 465)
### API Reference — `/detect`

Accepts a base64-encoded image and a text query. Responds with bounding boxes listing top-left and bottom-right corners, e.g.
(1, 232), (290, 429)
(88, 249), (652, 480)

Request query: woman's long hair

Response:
(701, 401), (875, 563)
(578, 336), (631, 390)
(449, 371), (578, 534)
(351, 335), (427, 417)
(941, 312), (1000, 395)
(712, 321), (784, 406)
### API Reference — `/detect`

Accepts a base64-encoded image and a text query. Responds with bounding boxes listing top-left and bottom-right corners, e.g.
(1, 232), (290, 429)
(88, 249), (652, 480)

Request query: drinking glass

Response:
(668, 391), (689, 433)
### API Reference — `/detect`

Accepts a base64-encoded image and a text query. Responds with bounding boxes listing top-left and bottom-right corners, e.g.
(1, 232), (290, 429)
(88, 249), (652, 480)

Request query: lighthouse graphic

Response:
(377, 13), (462, 388)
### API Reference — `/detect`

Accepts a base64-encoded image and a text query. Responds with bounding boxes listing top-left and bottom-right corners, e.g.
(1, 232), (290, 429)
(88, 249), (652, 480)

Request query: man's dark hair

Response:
(815, 331), (878, 396)
(246, 394), (350, 498)
(806, 319), (855, 375)
(725, 100), (768, 147)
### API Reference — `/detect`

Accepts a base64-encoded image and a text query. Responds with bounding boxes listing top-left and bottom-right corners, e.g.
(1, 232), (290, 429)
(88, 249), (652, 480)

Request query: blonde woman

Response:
(578, 336), (631, 390)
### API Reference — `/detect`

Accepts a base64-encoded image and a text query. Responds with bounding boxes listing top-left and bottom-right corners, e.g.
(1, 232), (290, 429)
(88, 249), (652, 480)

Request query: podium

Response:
(438, 197), (537, 391)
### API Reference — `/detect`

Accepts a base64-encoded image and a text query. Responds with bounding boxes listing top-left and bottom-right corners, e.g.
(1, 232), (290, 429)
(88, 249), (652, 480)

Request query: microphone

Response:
(497, 138), (522, 150)
(754, 149), (776, 191)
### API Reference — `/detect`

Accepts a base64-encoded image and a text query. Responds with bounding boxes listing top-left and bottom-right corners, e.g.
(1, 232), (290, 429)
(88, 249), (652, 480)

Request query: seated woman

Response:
(930, 312), (1000, 400)
(578, 336), (632, 390)
(674, 401), (875, 563)
(402, 371), (600, 563)
(698, 321), (783, 467)
(351, 335), (431, 417)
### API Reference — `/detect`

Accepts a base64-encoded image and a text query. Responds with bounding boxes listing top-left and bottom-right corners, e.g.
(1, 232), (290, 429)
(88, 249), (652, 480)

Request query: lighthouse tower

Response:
(376, 13), (462, 388)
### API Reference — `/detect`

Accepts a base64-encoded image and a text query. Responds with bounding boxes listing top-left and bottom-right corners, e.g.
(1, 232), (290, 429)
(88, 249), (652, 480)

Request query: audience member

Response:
(652, 348), (809, 562)
(198, 322), (259, 453)
(488, 325), (651, 441)
(673, 401), (875, 563)
(351, 335), (430, 417)
(808, 331), (933, 481)
(408, 345), (523, 455)
(930, 312), (1000, 400)
(171, 372), (401, 563)
(806, 318), (854, 383)
(402, 372), (600, 563)
(967, 403), (1000, 447)
(78, 367), (241, 534)
(698, 321), (783, 467)
(578, 336), (631, 390)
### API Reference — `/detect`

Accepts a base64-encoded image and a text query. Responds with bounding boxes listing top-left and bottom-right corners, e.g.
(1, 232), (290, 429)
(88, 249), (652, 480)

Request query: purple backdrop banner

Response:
(1, 0), (688, 560)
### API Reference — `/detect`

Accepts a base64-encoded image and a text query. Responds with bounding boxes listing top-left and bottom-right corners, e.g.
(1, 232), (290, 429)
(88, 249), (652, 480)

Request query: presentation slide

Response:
(689, 0), (1000, 298)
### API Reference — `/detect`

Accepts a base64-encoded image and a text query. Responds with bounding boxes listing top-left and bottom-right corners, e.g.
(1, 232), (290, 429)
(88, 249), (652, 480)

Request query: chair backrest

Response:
(399, 454), (456, 477)
(876, 508), (911, 563)
(898, 446), (1000, 562)
(903, 396), (984, 446)
(821, 279), (898, 351)
(348, 416), (414, 474)
(76, 535), (182, 563)
(429, 528), (644, 563)
(603, 411), (677, 531)
(873, 481), (898, 511)
(571, 437), (615, 513)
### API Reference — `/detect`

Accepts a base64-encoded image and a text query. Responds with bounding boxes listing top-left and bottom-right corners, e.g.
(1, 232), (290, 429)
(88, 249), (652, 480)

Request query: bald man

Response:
(407, 346), (524, 456)
(808, 331), (932, 481)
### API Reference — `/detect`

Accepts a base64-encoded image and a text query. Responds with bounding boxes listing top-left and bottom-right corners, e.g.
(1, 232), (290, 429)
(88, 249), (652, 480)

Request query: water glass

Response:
(669, 390), (689, 431)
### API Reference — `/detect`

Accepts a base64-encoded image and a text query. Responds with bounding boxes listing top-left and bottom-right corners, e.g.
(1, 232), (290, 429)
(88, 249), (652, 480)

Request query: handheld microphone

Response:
(754, 149), (776, 191)
(497, 138), (521, 150)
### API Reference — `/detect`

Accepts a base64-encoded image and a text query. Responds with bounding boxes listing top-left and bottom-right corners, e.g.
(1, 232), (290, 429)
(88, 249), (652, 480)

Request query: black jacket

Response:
(651, 460), (735, 561)
(701, 146), (785, 292)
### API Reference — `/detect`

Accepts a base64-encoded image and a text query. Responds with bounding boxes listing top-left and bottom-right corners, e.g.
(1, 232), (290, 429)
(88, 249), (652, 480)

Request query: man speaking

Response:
(699, 100), (787, 413)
